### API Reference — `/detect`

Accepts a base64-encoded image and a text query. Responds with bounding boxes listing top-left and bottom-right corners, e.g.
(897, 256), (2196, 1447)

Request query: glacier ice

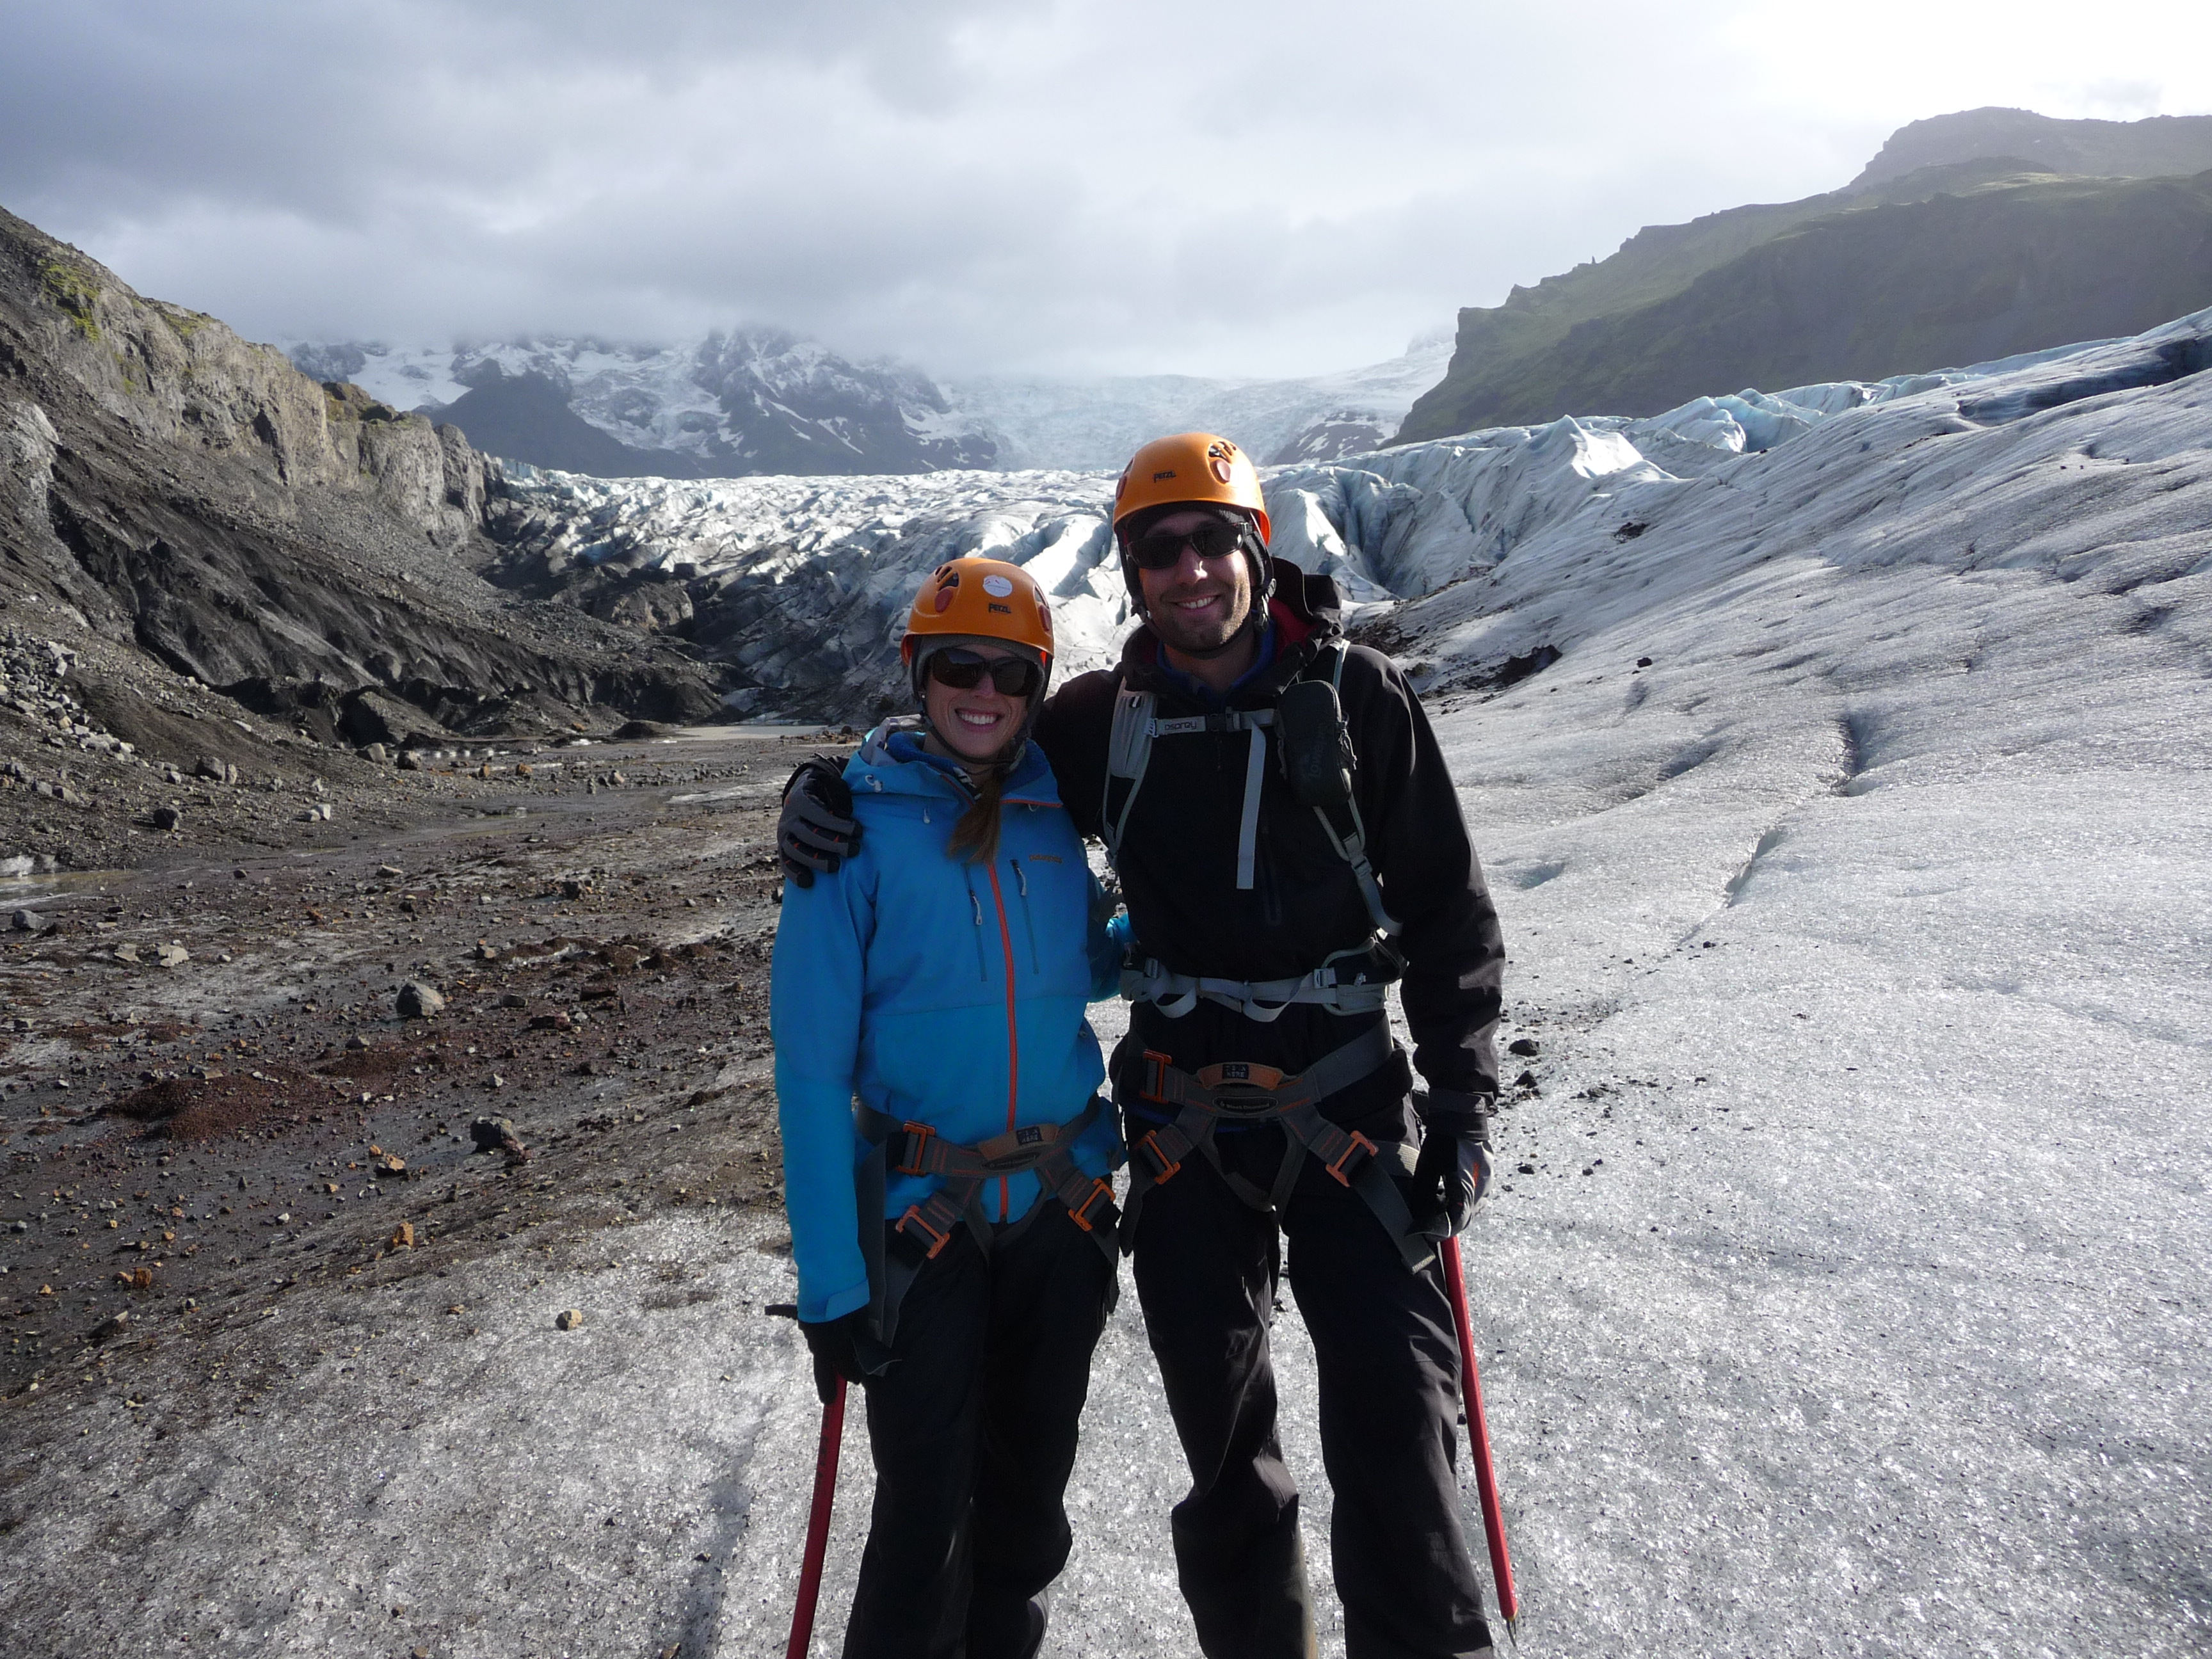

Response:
(8, 308), (2204, 1658)
(487, 305), (2212, 720)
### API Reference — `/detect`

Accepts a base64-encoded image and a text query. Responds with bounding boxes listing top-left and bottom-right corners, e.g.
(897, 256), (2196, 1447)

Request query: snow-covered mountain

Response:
(287, 332), (995, 478)
(483, 308), (2210, 723)
(285, 330), (1456, 479)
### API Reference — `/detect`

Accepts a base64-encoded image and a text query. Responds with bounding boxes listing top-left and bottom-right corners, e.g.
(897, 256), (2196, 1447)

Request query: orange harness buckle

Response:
(896, 1203), (956, 1259)
(1324, 1130), (1377, 1187)
(1066, 1178), (1115, 1233)
(892, 1121), (937, 1176)
(1138, 1129), (1184, 1185)
(1140, 1049), (1174, 1104)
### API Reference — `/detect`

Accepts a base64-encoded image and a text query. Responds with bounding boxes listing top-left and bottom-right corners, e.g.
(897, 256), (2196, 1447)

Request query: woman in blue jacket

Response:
(771, 556), (1123, 1659)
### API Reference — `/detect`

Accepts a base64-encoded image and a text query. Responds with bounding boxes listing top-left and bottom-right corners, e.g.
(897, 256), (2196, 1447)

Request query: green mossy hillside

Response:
(39, 258), (101, 341)
(1399, 169), (2212, 439)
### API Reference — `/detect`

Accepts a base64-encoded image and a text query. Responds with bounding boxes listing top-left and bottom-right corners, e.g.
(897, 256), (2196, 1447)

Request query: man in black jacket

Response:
(783, 431), (1505, 1659)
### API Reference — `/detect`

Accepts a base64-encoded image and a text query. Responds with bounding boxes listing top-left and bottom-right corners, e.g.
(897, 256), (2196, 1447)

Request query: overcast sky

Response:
(3, 0), (2207, 380)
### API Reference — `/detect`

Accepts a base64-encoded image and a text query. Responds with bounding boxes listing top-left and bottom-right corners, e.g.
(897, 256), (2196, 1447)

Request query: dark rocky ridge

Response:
(1399, 108), (2212, 442)
(0, 204), (728, 763)
(1854, 106), (2212, 188)
(1405, 167), (2212, 435)
(428, 365), (705, 480)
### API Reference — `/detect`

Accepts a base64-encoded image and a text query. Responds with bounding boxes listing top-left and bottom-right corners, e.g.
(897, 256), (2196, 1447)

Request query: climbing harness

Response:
(852, 1096), (1120, 1349)
(1117, 1022), (1435, 1272)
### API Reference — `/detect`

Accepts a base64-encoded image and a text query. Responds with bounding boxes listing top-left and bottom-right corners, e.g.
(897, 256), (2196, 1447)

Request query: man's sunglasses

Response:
(927, 648), (1042, 698)
(1126, 518), (1248, 572)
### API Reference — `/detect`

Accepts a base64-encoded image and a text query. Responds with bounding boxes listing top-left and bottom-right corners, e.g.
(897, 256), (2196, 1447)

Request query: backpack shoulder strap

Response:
(1102, 682), (1274, 881)
(1102, 684), (1156, 864)
(1308, 641), (1401, 938)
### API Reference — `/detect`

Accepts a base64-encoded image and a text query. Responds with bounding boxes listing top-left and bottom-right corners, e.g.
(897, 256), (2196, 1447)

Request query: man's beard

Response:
(1148, 582), (1251, 659)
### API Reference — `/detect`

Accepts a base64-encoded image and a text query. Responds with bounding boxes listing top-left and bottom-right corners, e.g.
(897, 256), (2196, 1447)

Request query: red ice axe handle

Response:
(1443, 1238), (1519, 1634)
(785, 1375), (848, 1659)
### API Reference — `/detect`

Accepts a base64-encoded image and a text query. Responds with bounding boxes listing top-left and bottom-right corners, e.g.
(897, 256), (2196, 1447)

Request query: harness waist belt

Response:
(1122, 952), (1399, 1023)
(887, 1116), (1084, 1178)
(858, 1097), (1120, 1260)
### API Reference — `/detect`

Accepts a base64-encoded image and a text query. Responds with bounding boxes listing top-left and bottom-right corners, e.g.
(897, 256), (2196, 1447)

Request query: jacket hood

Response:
(848, 716), (1063, 806)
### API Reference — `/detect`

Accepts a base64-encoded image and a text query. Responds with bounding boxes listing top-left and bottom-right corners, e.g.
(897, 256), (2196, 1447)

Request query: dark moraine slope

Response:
(0, 204), (725, 739)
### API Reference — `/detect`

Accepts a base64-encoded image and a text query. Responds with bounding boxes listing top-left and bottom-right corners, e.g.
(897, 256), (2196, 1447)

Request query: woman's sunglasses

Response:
(1126, 518), (1247, 572)
(928, 648), (1041, 698)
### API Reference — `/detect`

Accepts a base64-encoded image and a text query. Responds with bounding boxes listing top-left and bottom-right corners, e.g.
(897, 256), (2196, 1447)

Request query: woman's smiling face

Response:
(924, 643), (1029, 767)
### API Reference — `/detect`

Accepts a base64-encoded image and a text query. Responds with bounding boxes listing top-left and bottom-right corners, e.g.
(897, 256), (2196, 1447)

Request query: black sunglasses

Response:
(928, 648), (1041, 698)
(1126, 518), (1247, 572)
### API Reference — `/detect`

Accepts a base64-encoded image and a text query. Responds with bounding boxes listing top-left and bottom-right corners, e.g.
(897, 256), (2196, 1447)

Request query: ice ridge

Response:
(486, 306), (2212, 720)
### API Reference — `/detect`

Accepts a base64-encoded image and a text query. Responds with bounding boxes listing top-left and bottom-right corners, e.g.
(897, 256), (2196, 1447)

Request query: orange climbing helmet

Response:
(1110, 431), (1276, 630)
(1111, 432), (1270, 543)
(900, 556), (1055, 671)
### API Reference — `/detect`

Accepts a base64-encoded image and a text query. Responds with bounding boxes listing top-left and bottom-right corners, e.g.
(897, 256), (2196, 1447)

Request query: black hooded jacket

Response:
(1032, 559), (1504, 1135)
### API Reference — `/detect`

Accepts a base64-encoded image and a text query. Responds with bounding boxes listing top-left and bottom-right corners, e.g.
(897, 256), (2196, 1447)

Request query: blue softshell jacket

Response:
(771, 725), (1123, 1324)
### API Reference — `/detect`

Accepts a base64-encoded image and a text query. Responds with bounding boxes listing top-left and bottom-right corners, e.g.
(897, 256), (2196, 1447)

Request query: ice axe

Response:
(767, 1301), (849, 1659)
(785, 1373), (848, 1659)
(1441, 1237), (1519, 1639)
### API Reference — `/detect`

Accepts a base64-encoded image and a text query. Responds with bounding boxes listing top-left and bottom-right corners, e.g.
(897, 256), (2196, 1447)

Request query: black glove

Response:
(778, 757), (860, 888)
(1089, 867), (1123, 929)
(799, 1310), (871, 1403)
(1413, 1089), (1493, 1235)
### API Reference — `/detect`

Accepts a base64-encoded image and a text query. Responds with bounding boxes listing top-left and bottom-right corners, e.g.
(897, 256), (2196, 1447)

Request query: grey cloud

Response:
(4, 0), (2176, 379)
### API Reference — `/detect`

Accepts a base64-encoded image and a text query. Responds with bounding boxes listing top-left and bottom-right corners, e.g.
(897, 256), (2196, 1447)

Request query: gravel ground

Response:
(0, 726), (849, 1409)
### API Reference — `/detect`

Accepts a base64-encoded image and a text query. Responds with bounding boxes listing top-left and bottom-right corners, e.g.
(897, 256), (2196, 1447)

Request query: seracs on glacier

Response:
(490, 307), (2212, 720)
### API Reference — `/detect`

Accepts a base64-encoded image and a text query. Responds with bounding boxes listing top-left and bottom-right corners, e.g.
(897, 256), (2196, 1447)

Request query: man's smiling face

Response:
(1135, 508), (1255, 658)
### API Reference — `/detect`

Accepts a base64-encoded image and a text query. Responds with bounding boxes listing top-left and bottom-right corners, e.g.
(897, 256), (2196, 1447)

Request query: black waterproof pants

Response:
(1130, 1125), (1493, 1659)
(842, 1201), (1116, 1659)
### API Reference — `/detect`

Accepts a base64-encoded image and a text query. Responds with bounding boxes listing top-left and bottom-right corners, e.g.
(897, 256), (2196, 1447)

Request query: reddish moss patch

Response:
(106, 1066), (320, 1139)
(107, 1077), (193, 1121)
(316, 1045), (436, 1082)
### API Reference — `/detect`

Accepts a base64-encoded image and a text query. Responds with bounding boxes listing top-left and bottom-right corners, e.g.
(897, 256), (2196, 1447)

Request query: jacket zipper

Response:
(984, 860), (1020, 1221)
(967, 885), (989, 980)
(1011, 860), (1041, 974)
